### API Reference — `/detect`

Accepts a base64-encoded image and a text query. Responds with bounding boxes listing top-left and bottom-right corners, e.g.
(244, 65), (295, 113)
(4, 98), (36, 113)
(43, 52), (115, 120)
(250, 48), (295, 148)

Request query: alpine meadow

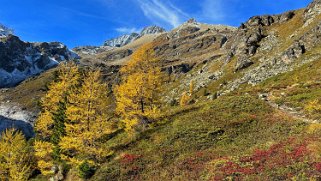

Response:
(0, 0), (321, 180)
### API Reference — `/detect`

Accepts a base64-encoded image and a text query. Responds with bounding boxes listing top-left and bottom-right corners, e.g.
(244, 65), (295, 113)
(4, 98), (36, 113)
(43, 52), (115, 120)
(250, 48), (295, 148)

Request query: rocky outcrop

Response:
(0, 24), (13, 38)
(104, 25), (165, 47)
(304, 0), (321, 26)
(0, 104), (36, 138)
(73, 46), (114, 55)
(104, 33), (140, 47)
(101, 49), (133, 61)
(282, 41), (305, 63)
(0, 35), (79, 88)
(235, 58), (254, 72)
(140, 25), (166, 36)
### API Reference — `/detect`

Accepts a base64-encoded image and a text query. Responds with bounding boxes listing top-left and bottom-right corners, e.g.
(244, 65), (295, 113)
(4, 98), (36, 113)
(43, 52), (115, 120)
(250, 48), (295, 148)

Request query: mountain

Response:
(1, 1), (321, 180)
(0, 32), (79, 88)
(0, 24), (13, 38)
(103, 25), (166, 47)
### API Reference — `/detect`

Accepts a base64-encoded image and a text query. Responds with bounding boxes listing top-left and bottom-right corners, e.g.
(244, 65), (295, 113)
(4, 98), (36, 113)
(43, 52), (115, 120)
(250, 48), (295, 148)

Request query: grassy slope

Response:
(91, 94), (317, 180)
(89, 56), (321, 180)
(0, 68), (57, 112)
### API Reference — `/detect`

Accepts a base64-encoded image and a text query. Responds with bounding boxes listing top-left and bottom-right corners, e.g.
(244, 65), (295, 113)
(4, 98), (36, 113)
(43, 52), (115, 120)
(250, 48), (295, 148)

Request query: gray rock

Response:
(0, 35), (78, 88)
(235, 58), (254, 72)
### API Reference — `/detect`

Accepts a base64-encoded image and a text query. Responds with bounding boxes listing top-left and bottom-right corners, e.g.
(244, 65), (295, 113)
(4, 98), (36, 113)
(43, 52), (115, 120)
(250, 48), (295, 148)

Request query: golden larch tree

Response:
(34, 62), (80, 175)
(0, 129), (33, 181)
(114, 43), (164, 131)
(59, 70), (113, 166)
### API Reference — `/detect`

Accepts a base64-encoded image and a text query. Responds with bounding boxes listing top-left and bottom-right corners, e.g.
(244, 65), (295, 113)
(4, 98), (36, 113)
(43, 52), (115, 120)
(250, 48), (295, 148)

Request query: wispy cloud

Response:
(136, 0), (188, 28)
(199, 0), (226, 22)
(115, 27), (140, 34)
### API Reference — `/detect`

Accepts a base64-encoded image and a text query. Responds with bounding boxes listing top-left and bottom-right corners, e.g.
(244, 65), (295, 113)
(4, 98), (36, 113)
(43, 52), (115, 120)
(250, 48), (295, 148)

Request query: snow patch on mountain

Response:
(0, 24), (13, 38)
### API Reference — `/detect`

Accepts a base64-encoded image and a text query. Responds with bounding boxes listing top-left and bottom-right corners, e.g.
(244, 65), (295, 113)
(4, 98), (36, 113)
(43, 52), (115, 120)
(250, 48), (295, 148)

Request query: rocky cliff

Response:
(0, 33), (79, 88)
(103, 25), (165, 47)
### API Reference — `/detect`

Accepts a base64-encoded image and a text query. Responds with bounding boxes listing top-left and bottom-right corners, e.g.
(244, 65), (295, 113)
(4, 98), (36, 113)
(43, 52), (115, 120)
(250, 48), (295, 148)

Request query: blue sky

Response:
(0, 0), (312, 48)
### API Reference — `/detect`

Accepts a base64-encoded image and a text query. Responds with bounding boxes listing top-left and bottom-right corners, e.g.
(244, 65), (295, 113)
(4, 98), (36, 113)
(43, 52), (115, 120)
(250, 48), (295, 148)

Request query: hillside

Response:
(0, 0), (320, 180)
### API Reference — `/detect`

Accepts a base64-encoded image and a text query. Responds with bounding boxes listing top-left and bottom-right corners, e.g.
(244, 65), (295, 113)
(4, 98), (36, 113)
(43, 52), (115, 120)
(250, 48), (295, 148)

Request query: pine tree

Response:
(115, 43), (164, 131)
(34, 62), (80, 175)
(59, 70), (113, 166)
(0, 129), (33, 181)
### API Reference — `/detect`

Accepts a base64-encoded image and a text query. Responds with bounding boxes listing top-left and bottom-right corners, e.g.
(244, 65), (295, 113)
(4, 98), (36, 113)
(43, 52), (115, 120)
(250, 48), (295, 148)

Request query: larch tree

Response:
(34, 62), (80, 175)
(59, 70), (113, 167)
(180, 91), (190, 106)
(114, 43), (165, 131)
(0, 129), (33, 181)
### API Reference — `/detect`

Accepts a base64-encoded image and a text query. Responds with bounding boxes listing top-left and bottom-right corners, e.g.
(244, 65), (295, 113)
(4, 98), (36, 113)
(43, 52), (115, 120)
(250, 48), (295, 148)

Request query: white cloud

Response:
(136, 0), (188, 28)
(115, 27), (140, 34)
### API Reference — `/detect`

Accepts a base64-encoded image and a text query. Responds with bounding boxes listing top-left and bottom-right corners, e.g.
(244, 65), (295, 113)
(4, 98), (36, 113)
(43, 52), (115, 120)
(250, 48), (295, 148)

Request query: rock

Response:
(104, 33), (139, 47)
(140, 26), (166, 36)
(235, 58), (254, 72)
(0, 34), (78, 88)
(104, 25), (166, 47)
(258, 93), (269, 101)
(279, 11), (295, 22)
(0, 24), (13, 38)
(247, 32), (263, 45)
(102, 49), (133, 61)
(163, 63), (193, 74)
(282, 42), (305, 63)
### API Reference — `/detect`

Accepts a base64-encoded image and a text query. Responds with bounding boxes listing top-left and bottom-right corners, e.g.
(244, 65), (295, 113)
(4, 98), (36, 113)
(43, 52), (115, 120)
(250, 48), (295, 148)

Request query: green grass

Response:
(90, 95), (309, 180)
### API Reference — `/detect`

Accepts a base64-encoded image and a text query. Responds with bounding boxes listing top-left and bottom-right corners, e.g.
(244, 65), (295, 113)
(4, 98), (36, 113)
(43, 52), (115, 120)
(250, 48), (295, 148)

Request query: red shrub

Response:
(120, 154), (142, 165)
(213, 138), (317, 179)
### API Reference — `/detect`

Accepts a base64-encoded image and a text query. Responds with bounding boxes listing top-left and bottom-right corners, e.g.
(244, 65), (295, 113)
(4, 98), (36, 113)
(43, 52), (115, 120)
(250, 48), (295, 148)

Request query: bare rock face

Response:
(235, 58), (254, 72)
(104, 33), (140, 47)
(0, 24), (13, 38)
(104, 25), (166, 48)
(282, 42), (306, 63)
(0, 104), (36, 138)
(140, 25), (166, 36)
(101, 49), (133, 61)
(0, 34), (79, 88)
(304, 0), (321, 26)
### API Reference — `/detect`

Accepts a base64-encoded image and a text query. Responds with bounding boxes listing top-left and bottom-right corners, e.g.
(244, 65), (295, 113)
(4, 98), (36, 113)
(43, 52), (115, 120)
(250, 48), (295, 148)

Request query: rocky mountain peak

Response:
(104, 33), (139, 47)
(304, 0), (321, 26)
(140, 25), (166, 36)
(104, 25), (166, 48)
(0, 34), (79, 88)
(0, 24), (13, 38)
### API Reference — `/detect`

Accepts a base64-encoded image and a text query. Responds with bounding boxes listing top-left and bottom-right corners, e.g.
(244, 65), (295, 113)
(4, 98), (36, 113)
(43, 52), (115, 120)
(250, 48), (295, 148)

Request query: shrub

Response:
(78, 161), (96, 179)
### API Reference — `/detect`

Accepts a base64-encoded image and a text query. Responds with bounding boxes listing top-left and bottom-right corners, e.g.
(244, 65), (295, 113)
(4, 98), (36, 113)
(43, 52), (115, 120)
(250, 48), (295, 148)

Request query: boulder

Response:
(235, 58), (254, 72)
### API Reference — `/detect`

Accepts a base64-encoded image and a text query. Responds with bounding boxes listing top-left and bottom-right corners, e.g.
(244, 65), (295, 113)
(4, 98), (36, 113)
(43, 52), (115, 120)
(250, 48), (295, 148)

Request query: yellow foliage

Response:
(180, 91), (190, 106)
(34, 62), (80, 175)
(34, 140), (55, 176)
(307, 123), (321, 134)
(60, 70), (113, 166)
(305, 99), (321, 114)
(35, 110), (54, 139)
(41, 62), (80, 112)
(308, 141), (321, 159)
(115, 43), (165, 131)
(0, 129), (32, 180)
(36, 62), (80, 139)
(189, 80), (195, 95)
